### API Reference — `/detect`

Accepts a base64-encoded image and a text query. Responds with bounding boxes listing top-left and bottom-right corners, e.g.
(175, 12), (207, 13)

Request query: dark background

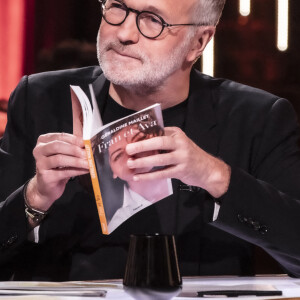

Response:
(29, 0), (300, 115)
(20, 0), (300, 274)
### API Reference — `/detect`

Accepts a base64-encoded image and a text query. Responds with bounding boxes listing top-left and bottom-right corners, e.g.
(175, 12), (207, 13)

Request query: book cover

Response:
(70, 85), (173, 234)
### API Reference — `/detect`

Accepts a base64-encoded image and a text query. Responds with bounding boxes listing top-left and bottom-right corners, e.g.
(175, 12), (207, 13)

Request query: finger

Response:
(127, 152), (178, 169)
(38, 168), (90, 183)
(132, 165), (177, 182)
(164, 127), (182, 136)
(52, 167), (90, 179)
(126, 136), (175, 156)
(37, 155), (89, 171)
(35, 140), (86, 159)
(38, 133), (84, 148)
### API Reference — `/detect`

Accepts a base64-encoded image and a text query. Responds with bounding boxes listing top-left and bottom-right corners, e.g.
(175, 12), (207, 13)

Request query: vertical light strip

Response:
(239, 0), (251, 16)
(202, 37), (214, 77)
(277, 0), (289, 51)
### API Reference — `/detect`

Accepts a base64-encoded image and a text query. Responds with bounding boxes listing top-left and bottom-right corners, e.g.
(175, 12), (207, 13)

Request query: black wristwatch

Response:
(24, 202), (47, 223)
(23, 181), (48, 224)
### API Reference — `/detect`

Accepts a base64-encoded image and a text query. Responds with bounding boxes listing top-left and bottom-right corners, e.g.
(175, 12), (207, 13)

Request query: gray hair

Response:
(193, 0), (226, 26)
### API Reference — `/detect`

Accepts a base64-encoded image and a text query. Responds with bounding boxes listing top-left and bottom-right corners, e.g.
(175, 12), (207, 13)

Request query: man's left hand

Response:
(126, 127), (231, 198)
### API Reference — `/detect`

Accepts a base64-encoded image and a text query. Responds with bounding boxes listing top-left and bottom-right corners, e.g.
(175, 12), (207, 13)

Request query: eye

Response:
(110, 149), (125, 162)
(149, 15), (161, 24)
(114, 154), (121, 161)
(106, 0), (125, 10)
(139, 13), (162, 26)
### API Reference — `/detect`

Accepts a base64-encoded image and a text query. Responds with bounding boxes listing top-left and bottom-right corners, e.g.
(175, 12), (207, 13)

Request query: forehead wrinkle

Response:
(157, 0), (196, 23)
(120, 0), (186, 22)
(120, 0), (169, 20)
(168, 0), (197, 22)
(141, 5), (169, 19)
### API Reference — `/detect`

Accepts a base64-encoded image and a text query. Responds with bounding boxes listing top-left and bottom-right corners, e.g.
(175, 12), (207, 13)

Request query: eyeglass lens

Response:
(101, 0), (165, 38)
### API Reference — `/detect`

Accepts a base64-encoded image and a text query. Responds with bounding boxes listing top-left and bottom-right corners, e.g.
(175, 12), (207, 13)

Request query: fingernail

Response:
(127, 158), (134, 168)
(126, 144), (134, 155)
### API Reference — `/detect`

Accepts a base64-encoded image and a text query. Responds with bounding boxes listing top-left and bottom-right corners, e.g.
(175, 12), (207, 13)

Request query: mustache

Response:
(100, 40), (147, 62)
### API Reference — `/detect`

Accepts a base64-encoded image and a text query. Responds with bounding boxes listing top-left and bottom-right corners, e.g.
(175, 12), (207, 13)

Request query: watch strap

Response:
(23, 180), (48, 224)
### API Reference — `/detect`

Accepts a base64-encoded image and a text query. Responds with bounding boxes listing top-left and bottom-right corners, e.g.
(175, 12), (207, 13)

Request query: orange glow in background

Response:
(0, 0), (25, 101)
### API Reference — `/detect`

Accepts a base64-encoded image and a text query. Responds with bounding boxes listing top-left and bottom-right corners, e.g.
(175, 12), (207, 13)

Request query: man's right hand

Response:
(26, 133), (89, 212)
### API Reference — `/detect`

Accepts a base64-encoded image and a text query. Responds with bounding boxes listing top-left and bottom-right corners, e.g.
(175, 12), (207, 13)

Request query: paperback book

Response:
(70, 84), (173, 234)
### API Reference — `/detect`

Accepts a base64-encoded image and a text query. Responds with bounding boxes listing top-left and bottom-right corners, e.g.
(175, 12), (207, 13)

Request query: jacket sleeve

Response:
(212, 98), (300, 277)
(0, 76), (38, 278)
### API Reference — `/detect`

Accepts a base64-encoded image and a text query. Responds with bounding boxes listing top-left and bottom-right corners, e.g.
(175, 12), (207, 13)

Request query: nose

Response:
(116, 12), (140, 44)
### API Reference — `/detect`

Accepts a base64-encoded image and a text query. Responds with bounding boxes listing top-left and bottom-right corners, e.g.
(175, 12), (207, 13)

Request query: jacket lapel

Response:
(175, 71), (220, 233)
(185, 70), (219, 157)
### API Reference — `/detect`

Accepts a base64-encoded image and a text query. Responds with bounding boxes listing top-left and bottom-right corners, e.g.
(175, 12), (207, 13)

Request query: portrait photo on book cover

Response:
(91, 107), (173, 233)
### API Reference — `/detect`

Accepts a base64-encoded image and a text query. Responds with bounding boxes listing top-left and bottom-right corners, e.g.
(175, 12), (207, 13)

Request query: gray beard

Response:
(96, 30), (194, 91)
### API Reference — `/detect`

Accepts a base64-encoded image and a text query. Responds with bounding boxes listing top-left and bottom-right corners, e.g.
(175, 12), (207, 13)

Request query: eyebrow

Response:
(122, 1), (168, 20)
(144, 5), (167, 18)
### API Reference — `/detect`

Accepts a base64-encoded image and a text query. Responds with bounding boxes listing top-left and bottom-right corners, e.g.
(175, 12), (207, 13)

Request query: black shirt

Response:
(102, 95), (187, 130)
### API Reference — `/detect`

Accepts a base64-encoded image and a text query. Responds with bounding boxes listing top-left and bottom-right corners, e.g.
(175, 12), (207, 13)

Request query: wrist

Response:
(25, 177), (52, 212)
(24, 179), (48, 228)
(205, 159), (231, 198)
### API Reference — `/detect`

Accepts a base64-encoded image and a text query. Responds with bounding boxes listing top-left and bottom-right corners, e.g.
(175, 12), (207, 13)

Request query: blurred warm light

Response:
(277, 0), (289, 51)
(0, 1), (25, 101)
(239, 0), (251, 16)
(0, 111), (7, 136)
(202, 37), (214, 77)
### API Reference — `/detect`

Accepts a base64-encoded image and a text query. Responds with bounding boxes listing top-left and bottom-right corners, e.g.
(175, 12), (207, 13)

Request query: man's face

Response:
(97, 0), (197, 88)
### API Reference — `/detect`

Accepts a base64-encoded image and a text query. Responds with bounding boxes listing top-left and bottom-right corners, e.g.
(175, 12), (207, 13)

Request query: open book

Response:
(70, 84), (173, 234)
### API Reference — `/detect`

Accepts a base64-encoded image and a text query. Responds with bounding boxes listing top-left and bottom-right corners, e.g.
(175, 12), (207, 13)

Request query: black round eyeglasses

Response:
(99, 0), (205, 39)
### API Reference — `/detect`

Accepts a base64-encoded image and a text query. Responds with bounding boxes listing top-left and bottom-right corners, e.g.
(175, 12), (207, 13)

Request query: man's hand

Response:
(26, 133), (89, 212)
(126, 127), (231, 198)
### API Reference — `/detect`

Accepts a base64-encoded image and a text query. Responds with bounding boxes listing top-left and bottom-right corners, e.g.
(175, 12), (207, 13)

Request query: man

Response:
(1, 0), (300, 280)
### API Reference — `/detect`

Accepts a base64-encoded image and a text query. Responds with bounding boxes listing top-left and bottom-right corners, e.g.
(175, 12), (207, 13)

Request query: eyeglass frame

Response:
(98, 0), (207, 39)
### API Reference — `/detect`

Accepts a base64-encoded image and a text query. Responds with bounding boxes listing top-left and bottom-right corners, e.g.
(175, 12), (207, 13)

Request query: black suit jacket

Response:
(1, 66), (300, 280)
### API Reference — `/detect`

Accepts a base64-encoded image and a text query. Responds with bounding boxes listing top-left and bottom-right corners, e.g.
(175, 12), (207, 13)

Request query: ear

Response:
(113, 173), (118, 179)
(186, 26), (216, 63)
